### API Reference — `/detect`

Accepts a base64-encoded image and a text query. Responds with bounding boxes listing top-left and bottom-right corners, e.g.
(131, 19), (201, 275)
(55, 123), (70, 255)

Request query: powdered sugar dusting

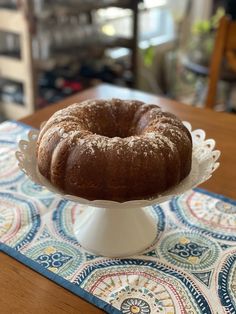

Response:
(169, 127), (184, 140)
(40, 98), (187, 158)
(146, 132), (156, 139)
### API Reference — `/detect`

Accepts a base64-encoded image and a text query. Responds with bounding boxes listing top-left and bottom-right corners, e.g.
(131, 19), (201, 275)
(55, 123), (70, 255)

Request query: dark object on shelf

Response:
(183, 57), (236, 110)
(0, 49), (20, 58)
(226, 0), (236, 20)
(0, 31), (21, 58)
(0, 80), (24, 105)
(0, 0), (16, 10)
(34, 0), (133, 18)
(37, 68), (85, 108)
(183, 57), (236, 82)
(37, 56), (133, 108)
(215, 0), (236, 20)
(79, 58), (134, 86)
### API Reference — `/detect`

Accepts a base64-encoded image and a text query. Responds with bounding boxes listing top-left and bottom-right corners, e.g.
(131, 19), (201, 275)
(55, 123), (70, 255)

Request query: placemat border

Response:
(0, 242), (121, 314)
(195, 187), (236, 205)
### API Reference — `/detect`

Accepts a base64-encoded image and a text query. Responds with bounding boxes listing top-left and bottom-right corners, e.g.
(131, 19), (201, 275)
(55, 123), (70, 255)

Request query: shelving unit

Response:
(34, 0), (133, 18)
(0, 0), (35, 119)
(0, 0), (139, 119)
(36, 36), (133, 71)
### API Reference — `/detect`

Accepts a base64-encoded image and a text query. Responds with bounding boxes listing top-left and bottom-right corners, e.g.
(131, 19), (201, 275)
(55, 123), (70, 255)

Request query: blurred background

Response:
(0, 0), (235, 120)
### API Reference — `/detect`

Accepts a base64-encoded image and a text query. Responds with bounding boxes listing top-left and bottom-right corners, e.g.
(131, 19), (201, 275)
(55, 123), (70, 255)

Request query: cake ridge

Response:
(36, 98), (192, 201)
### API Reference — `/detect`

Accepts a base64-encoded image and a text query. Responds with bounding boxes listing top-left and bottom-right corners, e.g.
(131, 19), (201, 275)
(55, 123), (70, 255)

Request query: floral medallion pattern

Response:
(171, 190), (236, 241)
(0, 191), (41, 250)
(121, 298), (151, 314)
(0, 140), (25, 187)
(217, 252), (236, 313)
(73, 259), (213, 313)
(158, 231), (220, 271)
(25, 239), (85, 278)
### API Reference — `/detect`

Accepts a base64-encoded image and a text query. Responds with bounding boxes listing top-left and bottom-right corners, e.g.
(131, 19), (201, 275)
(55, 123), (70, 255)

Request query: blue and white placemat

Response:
(0, 120), (236, 314)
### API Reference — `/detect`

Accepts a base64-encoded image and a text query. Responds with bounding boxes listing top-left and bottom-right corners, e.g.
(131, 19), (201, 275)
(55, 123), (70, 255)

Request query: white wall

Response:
(191, 0), (213, 22)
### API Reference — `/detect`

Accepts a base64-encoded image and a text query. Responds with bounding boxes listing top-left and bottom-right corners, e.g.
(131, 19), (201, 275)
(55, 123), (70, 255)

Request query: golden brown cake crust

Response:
(36, 99), (192, 201)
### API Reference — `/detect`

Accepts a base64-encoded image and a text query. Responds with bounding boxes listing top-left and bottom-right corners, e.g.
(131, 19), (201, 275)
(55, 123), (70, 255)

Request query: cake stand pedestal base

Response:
(73, 206), (157, 257)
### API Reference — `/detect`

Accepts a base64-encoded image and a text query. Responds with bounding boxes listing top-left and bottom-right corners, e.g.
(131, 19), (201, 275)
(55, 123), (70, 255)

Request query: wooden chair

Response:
(206, 15), (236, 109)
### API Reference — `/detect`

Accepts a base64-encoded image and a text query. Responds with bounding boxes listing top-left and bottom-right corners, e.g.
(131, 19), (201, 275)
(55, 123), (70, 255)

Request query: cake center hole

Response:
(89, 120), (134, 138)
(93, 127), (131, 139)
(83, 105), (141, 138)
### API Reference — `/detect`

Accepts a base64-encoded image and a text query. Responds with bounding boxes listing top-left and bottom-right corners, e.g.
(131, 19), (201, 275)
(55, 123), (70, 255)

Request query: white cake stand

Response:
(16, 122), (220, 257)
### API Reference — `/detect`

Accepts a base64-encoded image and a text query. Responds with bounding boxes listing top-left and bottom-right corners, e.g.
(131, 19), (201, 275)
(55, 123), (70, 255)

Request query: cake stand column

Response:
(73, 205), (157, 257)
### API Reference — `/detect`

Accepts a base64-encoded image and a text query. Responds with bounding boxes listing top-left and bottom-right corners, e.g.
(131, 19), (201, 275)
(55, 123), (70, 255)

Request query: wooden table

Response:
(1, 83), (236, 314)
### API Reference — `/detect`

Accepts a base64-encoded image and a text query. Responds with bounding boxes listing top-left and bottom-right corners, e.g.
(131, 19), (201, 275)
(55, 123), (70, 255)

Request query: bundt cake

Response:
(36, 98), (192, 201)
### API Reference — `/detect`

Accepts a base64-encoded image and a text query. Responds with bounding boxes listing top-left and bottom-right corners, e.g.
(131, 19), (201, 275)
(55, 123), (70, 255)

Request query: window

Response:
(96, 0), (173, 44)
